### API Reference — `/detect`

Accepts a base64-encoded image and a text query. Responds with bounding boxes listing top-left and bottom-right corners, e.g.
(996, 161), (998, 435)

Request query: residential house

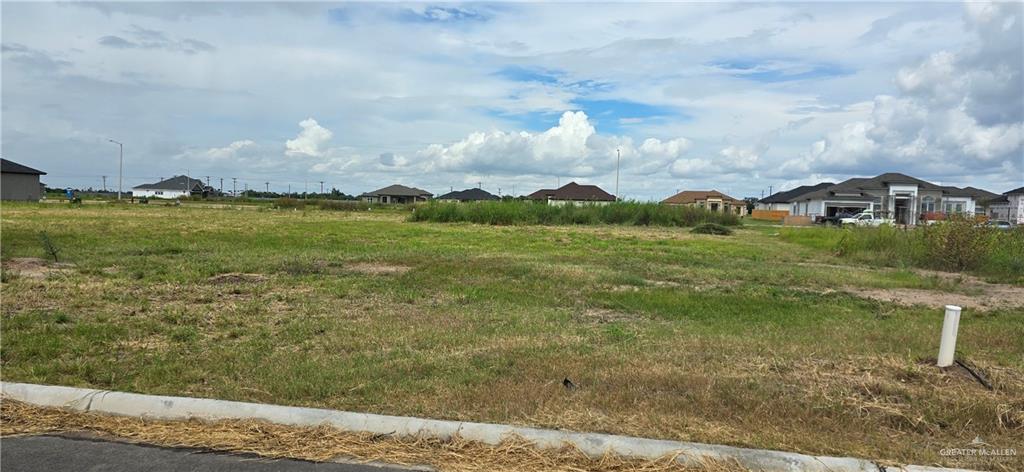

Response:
(951, 186), (1001, 217)
(756, 183), (834, 212)
(1, 159), (46, 201)
(132, 176), (211, 199)
(527, 182), (615, 206)
(786, 173), (997, 225)
(986, 186), (1024, 224)
(662, 190), (747, 216)
(435, 188), (500, 202)
(359, 184), (432, 204)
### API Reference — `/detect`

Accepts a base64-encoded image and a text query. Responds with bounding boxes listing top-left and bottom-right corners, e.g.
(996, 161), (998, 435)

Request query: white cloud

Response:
(416, 111), (696, 178)
(285, 118), (333, 157)
(205, 140), (255, 160)
(790, 1), (1022, 179)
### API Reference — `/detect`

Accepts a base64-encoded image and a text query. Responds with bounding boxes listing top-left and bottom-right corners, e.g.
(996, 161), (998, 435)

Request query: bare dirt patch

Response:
(847, 272), (1024, 311)
(576, 308), (639, 323)
(2, 258), (74, 280)
(207, 273), (268, 284)
(346, 262), (411, 275)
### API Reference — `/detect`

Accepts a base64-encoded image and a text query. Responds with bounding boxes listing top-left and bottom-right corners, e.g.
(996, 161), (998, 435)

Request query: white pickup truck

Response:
(839, 211), (893, 227)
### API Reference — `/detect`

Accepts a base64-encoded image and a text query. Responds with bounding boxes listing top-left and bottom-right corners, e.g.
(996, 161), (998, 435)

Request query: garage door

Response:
(824, 203), (870, 217)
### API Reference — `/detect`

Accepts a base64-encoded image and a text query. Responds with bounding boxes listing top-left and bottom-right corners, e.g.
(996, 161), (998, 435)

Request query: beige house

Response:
(662, 190), (747, 216)
(527, 182), (616, 206)
(359, 184), (432, 204)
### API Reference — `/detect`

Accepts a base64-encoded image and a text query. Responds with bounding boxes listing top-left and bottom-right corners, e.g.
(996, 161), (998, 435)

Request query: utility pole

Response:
(205, 176), (211, 187)
(101, 176), (107, 192)
(219, 178), (224, 193)
(108, 139), (123, 200)
(288, 184), (291, 195)
(769, 185), (773, 196)
(232, 178), (237, 198)
(615, 148), (621, 201)
(478, 181), (482, 189)
(512, 184), (516, 197)
(498, 187), (502, 196)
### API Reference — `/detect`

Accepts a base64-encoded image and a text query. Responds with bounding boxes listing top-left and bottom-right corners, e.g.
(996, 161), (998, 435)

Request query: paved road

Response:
(2, 435), (411, 472)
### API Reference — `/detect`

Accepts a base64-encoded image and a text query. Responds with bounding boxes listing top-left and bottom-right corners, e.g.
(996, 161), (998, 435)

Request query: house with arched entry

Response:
(781, 173), (998, 225)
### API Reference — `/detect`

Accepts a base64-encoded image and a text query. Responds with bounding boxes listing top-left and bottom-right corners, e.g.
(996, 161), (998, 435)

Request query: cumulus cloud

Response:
(793, 1), (1023, 178)
(205, 140), (256, 160)
(286, 118), (333, 157)
(417, 111), (699, 178)
(669, 144), (763, 178)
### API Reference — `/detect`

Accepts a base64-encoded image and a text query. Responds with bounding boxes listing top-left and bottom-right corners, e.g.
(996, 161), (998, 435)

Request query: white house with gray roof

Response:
(986, 186), (1024, 224)
(132, 176), (209, 199)
(780, 173), (997, 225)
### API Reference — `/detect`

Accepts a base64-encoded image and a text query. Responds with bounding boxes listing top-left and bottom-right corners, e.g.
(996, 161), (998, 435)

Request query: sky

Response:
(2, 1), (1022, 200)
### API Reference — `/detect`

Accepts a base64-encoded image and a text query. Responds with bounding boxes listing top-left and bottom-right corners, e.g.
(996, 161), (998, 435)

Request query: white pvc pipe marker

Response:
(937, 305), (962, 367)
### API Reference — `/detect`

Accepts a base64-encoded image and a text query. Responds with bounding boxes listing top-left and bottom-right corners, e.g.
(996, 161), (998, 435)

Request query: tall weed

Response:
(409, 201), (741, 227)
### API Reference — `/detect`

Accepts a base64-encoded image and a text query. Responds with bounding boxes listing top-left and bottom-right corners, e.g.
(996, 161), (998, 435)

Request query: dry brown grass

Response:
(0, 399), (745, 472)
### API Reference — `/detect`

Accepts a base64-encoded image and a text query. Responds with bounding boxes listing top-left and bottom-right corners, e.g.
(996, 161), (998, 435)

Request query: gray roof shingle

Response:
(435, 188), (499, 201)
(132, 175), (205, 191)
(359, 184), (432, 198)
(1, 158), (46, 175)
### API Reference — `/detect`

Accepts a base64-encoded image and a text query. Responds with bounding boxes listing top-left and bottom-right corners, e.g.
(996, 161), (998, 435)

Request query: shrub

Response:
(691, 223), (734, 235)
(782, 218), (1023, 282)
(408, 201), (743, 227)
(273, 197), (306, 210)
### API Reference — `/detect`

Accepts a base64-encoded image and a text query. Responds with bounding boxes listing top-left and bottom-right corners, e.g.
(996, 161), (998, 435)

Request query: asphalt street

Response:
(1, 435), (412, 472)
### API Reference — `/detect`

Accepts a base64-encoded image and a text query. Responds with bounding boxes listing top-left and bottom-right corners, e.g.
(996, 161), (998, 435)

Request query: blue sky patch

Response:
(398, 6), (490, 24)
(495, 66), (562, 84)
(712, 58), (851, 83)
(574, 99), (678, 120)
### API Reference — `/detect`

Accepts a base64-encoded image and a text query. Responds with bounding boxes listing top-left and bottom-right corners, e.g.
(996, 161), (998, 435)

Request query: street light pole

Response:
(615, 148), (621, 201)
(109, 139), (123, 200)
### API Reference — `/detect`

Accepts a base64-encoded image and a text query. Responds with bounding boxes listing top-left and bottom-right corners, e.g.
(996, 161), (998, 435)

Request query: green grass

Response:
(408, 200), (741, 226)
(1, 202), (1021, 470)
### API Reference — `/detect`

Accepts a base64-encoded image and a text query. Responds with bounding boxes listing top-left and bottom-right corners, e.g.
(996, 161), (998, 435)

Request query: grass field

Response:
(2, 203), (1022, 470)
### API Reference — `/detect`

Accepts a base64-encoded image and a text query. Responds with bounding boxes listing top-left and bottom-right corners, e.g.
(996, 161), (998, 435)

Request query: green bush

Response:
(273, 198), (413, 212)
(781, 218), (1024, 282)
(273, 197), (307, 210)
(409, 200), (742, 227)
(691, 223), (734, 235)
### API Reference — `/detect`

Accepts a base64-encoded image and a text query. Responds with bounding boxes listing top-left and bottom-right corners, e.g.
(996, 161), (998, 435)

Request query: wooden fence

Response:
(750, 209), (789, 221)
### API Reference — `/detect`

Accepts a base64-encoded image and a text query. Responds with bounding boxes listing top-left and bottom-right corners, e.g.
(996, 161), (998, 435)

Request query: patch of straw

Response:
(0, 398), (746, 472)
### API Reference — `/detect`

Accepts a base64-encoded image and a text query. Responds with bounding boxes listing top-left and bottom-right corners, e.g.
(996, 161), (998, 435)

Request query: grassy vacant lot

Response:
(2, 203), (1022, 470)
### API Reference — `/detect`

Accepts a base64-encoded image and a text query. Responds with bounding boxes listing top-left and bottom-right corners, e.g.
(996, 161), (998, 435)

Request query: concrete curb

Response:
(2, 382), (971, 472)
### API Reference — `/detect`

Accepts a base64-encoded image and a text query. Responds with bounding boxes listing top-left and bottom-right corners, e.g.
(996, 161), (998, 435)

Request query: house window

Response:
(921, 196), (935, 213)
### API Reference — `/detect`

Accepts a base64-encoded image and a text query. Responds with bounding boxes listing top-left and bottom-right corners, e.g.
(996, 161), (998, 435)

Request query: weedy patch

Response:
(0, 399), (744, 472)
